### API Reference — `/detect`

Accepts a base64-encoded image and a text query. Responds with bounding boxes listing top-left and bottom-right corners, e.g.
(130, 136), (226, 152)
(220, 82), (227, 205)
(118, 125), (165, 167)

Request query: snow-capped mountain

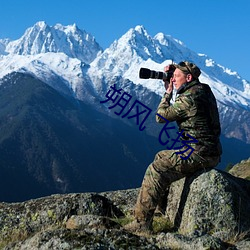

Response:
(87, 25), (250, 146)
(0, 22), (250, 144)
(0, 21), (102, 100)
(89, 25), (250, 110)
(1, 22), (249, 108)
(3, 21), (102, 64)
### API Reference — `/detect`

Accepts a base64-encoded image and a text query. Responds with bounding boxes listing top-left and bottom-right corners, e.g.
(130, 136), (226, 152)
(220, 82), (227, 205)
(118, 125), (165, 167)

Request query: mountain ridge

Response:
(4, 21), (102, 64)
(1, 22), (249, 106)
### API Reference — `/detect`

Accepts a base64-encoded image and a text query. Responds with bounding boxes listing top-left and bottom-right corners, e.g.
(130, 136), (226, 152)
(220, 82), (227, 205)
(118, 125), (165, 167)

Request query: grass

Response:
(112, 216), (134, 227)
(113, 214), (174, 235)
(152, 216), (174, 234)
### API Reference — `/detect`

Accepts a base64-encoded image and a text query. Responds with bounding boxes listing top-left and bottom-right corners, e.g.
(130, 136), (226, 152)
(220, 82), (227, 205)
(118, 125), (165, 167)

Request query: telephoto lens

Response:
(139, 68), (167, 80)
(139, 65), (176, 82)
(139, 68), (151, 79)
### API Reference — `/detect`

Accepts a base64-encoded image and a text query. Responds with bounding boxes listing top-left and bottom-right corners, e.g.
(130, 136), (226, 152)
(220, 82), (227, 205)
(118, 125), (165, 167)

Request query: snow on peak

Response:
(88, 25), (250, 109)
(119, 25), (152, 49)
(5, 21), (102, 64)
(154, 33), (185, 48)
(0, 39), (9, 55)
(34, 21), (48, 29)
(134, 25), (148, 35)
(89, 25), (167, 78)
(54, 23), (80, 36)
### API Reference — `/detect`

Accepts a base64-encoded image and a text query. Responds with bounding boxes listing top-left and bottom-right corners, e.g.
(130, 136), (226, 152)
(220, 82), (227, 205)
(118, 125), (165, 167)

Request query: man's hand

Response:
(163, 65), (174, 94)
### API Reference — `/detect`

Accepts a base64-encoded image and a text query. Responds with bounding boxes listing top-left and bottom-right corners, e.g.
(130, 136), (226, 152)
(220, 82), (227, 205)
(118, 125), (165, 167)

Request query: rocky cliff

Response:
(1, 169), (250, 250)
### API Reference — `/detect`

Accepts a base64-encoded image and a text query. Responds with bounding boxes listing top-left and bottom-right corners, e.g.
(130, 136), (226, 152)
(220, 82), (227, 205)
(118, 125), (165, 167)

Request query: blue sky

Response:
(1, 0), (250, 81)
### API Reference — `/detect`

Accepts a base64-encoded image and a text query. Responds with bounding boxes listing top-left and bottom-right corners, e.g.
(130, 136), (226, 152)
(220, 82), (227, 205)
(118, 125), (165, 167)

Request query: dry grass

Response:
(115, 214), (174, 235)
(225, 230), (250, 245)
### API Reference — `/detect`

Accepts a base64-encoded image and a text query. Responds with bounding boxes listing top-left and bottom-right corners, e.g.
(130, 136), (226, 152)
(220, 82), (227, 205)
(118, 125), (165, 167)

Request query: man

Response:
(124, 61), (222, 233)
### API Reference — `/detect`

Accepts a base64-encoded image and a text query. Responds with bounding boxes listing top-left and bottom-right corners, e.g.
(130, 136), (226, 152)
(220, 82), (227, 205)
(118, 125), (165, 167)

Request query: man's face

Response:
(172, 68), (188, 90)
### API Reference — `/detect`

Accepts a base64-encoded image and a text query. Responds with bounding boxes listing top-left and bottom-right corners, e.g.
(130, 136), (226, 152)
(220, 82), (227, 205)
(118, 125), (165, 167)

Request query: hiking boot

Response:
(124, 219), (152, 233)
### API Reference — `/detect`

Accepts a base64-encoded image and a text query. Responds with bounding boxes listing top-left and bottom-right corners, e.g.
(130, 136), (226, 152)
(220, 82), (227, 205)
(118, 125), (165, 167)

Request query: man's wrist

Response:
(164, 92), (171, 97)
(164, 91), (172, 101)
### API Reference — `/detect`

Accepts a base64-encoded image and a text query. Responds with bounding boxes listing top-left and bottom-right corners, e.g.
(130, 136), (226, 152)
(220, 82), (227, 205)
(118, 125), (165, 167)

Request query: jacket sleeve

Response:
(156, 92), (195, 123)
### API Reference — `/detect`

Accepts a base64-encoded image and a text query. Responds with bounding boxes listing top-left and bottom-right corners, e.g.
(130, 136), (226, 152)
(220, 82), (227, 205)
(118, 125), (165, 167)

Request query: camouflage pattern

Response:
(157, 80), (222, 157)
(134, 149), (220, 222)
(134, 79), (222, 224)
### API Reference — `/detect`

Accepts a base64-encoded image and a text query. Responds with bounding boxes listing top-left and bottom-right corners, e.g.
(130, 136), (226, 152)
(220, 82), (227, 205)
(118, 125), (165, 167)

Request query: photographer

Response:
(125, 61), (222, 233)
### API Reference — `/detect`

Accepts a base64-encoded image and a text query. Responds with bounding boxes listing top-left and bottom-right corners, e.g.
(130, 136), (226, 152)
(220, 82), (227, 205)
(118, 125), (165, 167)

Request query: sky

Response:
(0, 0), (250, 81)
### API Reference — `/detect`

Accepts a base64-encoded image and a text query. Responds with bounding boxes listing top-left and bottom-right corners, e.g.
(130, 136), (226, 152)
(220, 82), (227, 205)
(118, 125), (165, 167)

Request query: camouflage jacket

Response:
(156, 79), (222, 157)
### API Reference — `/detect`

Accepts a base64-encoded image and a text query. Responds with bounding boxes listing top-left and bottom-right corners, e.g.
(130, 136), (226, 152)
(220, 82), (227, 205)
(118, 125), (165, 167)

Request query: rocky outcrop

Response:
(229, 158), (250, 180)
(0, 169), (250, 249)
(165, 169), (250, 240)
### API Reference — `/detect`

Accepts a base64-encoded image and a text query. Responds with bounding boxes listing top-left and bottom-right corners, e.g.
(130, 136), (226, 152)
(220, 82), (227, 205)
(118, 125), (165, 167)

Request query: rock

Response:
(165, 169), (250, 241)
(1, 169), (250, 249)
(229, 158), (250, 180)
(65, 214), (120, 230)
(235, 240), (250, 250)
(0, 193), (124, 248)
(101, 188), (140, 215)
(4, 228), (161, 250)
(156, 232), (228, 250)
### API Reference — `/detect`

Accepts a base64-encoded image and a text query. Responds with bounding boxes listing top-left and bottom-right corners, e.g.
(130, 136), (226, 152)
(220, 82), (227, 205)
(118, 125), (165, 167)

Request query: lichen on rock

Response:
(165, 169), (250, 241)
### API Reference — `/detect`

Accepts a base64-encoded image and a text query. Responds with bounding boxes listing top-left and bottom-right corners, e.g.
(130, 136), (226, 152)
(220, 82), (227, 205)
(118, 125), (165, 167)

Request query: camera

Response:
(139, 64), (176, 82)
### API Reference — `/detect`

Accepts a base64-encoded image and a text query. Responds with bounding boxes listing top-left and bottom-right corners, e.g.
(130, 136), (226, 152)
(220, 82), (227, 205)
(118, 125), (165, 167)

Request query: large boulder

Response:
(165, 169), (250, 241)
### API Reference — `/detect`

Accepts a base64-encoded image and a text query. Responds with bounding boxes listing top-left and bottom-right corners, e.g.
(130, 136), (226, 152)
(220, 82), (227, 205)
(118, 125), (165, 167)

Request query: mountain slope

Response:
(0, 52), (97, 101)
(0, 72), (161, 202)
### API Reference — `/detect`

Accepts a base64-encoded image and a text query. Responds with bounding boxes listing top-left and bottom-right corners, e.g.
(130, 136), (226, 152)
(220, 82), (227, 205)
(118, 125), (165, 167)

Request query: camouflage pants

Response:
(134, 149), (220, 223)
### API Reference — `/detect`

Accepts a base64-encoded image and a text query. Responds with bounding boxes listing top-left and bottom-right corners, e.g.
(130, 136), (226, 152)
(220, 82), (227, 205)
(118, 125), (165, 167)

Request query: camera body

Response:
(139, 65), (176, 82)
